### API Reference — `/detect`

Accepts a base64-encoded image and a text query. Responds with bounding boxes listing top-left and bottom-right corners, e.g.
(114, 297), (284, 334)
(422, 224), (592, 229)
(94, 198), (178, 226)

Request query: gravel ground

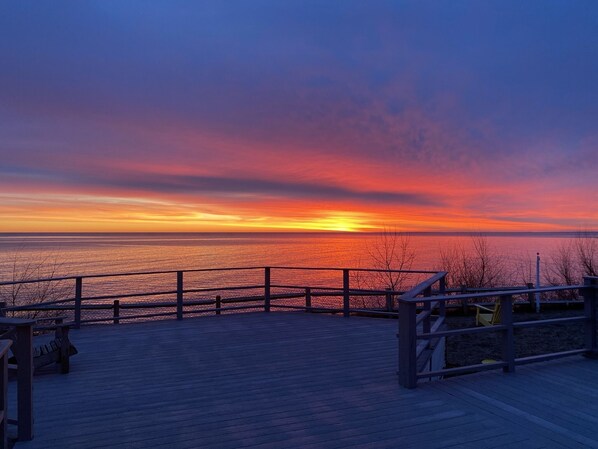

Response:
(444, 305), (587, 368)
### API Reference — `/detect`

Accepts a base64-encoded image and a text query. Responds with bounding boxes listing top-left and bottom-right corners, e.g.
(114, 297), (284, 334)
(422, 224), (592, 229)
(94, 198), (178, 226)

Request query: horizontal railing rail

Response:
(1, 288), (402, 323)
(0, 265), (436, 287)
(398, 276), (598, 388)
(402, 284), (585, 304)
(0, 266), (435, 326)
(0, 266), (268, 286)
(442, 285), (534, 293)
(270, 266), (438, 274)
(0, 263), (577, 330)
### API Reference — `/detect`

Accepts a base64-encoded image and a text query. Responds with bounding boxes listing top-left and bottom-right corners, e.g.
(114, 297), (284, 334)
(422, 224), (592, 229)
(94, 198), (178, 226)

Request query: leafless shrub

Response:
(439, 234), (508, 289)
(576, 231), (598, 277)
(365, 228), (416, 291)
(0, 251), (71, 319)
(546, 240), (579, 285)
(512, 251), (535, 286)
(544, 240), (579, 300)
(352, 228), (416, 308)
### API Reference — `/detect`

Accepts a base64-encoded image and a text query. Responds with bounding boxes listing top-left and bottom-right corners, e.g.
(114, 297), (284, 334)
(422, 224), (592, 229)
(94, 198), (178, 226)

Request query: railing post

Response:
(460, 284), (468, 314)
(527, 283), (534, 310)
(215, 295), (221, 315)
(500, 294), (515, 373)
(423, 287), (432, 337)
(56, 320), (70, 375)
(398, 299), (418, 388)
(0, 302), (5, 318)
(343, 269), (350, 317)
(438, 275), (446, 318)
(15, 321), (34, 441)
(264, 267), (271, 312)
(74, 276), (82, 329)
(385, 288), (393, 312)
(176, 271), (184, 320)
(113, 300), (120, 325)
(305, 287), (311, 312)
(583, 277), (598, 358)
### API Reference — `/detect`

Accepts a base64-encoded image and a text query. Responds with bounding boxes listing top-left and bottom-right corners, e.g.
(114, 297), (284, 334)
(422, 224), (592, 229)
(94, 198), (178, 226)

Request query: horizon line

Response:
(0, 230), (596, 236)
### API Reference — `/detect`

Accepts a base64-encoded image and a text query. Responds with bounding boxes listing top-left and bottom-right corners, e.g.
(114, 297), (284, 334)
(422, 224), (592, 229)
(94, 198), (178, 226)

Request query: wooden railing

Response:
(398, 276), (598, 388)
(0, 266), (438, 326)
(4, 265), (592, 393)
(397, 272), (448, 388)
(0, 265), (436, 445)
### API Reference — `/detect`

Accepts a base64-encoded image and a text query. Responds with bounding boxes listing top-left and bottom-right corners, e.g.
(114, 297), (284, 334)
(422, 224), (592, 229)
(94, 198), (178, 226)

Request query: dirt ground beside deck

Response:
(444, 305), (587, 368)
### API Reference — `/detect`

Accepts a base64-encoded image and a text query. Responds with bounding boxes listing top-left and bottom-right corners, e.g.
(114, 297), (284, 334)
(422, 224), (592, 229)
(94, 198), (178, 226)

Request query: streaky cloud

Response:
(83, 171), (445, 207)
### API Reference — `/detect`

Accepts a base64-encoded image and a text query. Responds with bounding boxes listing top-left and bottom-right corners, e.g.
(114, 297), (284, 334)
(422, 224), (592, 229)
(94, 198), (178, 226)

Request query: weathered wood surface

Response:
(11, 313), (598, 448)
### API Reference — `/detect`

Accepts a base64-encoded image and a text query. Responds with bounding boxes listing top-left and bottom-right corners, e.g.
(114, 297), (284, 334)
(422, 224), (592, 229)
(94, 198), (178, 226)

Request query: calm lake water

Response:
(0, 232), (579, 277)
(0, 231), (587, 285)
(0, 232), (591, 319)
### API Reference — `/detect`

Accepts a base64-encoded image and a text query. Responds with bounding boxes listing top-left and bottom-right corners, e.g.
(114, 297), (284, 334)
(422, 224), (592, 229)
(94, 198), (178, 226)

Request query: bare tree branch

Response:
(0, 250), (71, 319)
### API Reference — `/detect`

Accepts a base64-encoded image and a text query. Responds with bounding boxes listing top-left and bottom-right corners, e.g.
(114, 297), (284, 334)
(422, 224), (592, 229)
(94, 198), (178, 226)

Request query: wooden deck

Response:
(11, 312), (598, 449)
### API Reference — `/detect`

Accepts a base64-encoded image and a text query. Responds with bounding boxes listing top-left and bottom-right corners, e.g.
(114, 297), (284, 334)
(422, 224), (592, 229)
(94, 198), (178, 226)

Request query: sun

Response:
(304, 213), (373, 232)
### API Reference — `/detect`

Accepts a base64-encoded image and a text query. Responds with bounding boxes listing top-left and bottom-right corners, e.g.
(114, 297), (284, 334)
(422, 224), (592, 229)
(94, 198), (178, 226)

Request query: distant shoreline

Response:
(0, 231), (596, 238)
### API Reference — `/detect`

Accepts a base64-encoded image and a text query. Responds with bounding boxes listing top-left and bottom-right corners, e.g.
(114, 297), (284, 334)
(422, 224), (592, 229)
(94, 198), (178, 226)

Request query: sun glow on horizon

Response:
(0, 190), (592, 233)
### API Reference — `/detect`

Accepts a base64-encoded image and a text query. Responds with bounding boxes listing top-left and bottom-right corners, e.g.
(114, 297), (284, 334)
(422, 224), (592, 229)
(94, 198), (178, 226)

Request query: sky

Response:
(1, 1), (597, 232)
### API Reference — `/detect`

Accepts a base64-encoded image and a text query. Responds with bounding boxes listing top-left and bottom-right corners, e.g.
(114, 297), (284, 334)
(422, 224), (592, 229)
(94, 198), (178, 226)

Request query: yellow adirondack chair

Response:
(475, 302), (502, 326)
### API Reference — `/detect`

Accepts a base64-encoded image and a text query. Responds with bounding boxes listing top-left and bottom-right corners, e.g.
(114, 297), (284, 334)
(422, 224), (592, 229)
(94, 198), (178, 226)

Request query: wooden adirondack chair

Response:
(475, 302), (502, 326)
(0, 317), (77, 374)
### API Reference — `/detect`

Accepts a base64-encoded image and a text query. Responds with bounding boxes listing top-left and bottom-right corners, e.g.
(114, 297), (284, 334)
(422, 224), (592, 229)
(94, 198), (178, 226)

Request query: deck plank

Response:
(10, 312), (598, 448)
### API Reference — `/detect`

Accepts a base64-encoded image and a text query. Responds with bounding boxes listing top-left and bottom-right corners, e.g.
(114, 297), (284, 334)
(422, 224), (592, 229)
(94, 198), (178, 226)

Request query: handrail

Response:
(0, 264), (437, 327)
(0, 266), (267, 286)
(0, 265), (435, 286)
(401, 271), (448, 300)
(270, 266), (437, 274)
(0, 264), (467, 333)
(398, 277), (598, 388)
(1, 264), (586, 326)
(1, 286), (399, 314)
(402, 284), (584, 303)
(443, 285), (532, 293)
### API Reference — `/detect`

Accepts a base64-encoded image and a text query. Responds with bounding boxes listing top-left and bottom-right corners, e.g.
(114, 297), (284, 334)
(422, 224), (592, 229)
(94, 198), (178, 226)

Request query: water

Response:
(0, 232), (590, 321)
(0, 232), (584, 279)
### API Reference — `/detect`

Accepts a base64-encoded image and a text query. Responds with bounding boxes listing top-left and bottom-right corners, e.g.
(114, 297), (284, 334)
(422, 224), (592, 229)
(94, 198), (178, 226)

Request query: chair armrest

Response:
(474, 304), (494, 313)
(33, 318), (74, 338)
(34, 316), (67, 324)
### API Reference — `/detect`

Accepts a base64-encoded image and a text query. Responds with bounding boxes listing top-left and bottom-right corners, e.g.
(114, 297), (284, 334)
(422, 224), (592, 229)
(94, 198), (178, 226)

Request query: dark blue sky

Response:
(1, 1), (597, 231)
